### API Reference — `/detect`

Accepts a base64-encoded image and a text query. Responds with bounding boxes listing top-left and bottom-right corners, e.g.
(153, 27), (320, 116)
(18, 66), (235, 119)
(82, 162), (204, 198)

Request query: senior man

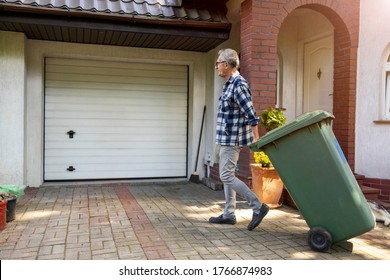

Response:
(209, 48), (269, 231)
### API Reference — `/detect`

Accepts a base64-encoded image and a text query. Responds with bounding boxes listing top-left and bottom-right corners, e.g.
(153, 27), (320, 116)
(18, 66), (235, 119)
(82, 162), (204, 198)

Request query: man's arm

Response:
(252, 124), (260, 142)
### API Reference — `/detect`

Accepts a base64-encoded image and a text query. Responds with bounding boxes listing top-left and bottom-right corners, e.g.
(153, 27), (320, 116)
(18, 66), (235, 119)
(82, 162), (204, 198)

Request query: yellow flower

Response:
(253, 151), (272, 167)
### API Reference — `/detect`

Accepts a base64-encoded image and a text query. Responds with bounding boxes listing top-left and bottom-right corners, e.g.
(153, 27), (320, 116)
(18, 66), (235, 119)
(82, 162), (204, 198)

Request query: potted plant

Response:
(0, 192), (8, 231)
(260, 107), (286, 131)
(250, 108), (286, 208)
(254, 151), (272, 167)
(0, 190), (18, 223)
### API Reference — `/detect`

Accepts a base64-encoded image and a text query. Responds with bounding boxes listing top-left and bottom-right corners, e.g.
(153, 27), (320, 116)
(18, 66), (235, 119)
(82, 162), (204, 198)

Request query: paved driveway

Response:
(0, 182), (389, 260)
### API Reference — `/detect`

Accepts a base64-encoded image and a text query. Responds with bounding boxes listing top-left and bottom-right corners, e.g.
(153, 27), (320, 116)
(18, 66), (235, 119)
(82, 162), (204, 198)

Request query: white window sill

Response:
(374, 120), (390, 124)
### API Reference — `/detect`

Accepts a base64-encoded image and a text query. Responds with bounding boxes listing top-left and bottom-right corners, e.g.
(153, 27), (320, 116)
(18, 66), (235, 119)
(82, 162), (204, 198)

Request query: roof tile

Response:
(0, 0), (230, 51)
(0, 0), (225, 21)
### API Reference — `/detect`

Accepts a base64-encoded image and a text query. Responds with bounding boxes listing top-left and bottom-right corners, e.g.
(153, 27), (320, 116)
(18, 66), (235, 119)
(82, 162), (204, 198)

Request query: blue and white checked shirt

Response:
(216, 71), (259, 146)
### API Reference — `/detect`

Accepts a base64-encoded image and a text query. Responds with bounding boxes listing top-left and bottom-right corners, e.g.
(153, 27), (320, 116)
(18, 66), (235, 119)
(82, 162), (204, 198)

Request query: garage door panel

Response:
(45, 102), (187, 114)
(45, 133), (186, 142)
(45, 58), (188, 180)
(47, 57), (186, 72)
(45, 148), (186, 157)
(46, 168), (186, 181)
(45, 110), (187, 121)
(45, 89), (188, 103)
(45, 155), (186, 164)
(46, 87), (188, 96)
(51, 90), (188, 98)
(45, 61), (187, 80)
(45, 97), (188, 111)
(46, 81), (187, 92)
(46, 61), (188, 73)
(45, 141), (186, 150)
(46, 66), (188, 80)
(45, 127), (186, 137)
(45, 109), (187, 120)
(45, 120), (186, 129)
(46, 73), (188, 88)
(45, 162), (186, 172)
(45, 107), (187, 118)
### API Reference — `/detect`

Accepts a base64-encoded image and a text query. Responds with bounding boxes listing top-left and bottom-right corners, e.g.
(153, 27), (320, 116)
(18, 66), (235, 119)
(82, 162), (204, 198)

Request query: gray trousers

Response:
(219, 145), (262, 219)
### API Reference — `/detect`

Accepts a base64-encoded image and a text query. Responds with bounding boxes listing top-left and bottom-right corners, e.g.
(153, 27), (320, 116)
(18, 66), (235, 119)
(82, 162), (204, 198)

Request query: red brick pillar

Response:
(239, 0), (279, 186)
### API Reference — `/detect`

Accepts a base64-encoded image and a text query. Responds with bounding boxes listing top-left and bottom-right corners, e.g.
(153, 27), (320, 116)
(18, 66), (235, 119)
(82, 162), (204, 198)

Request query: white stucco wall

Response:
(356, 0), (390, 179)
(0, 31), (25, 185)
(0, 30), (211, 186)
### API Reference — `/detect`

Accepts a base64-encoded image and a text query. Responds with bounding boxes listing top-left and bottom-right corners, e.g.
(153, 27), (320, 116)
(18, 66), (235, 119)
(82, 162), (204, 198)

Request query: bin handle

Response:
(272, 141), (278, 150)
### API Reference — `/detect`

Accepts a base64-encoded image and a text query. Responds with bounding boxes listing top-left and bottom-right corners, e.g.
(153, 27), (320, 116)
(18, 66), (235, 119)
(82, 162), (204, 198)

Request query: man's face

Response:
(215, 56), (229, 79)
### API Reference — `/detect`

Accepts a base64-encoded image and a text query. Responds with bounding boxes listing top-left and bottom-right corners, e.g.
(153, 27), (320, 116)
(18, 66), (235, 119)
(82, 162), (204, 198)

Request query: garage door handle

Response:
(67, 130), (76, 138)
(67, 166), (76, 172)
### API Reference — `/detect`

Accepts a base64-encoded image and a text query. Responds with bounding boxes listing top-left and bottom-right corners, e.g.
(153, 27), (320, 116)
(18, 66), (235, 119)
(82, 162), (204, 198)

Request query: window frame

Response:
(384, 60), (390, 120)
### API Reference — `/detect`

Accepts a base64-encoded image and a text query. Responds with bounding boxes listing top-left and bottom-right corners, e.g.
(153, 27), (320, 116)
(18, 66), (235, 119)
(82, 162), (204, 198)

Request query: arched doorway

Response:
(277, 8), (334, 120)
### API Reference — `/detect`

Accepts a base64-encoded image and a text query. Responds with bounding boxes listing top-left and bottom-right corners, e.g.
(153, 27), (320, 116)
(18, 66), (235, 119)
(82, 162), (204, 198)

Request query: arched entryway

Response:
(277, 8), (334, 120)
(239, 0), (359, 179)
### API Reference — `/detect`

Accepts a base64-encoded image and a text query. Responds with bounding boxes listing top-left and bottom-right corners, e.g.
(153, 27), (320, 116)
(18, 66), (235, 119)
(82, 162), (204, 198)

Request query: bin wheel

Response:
(307, 227), (332, 252)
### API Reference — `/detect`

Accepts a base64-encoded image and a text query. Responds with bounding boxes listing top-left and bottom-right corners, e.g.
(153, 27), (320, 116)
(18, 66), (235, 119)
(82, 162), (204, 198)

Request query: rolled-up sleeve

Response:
(235, 85), (259, 126)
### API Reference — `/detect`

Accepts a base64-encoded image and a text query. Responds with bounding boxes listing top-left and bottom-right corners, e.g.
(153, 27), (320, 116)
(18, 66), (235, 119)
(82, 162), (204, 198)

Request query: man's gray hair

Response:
(218, 48), (240, 69)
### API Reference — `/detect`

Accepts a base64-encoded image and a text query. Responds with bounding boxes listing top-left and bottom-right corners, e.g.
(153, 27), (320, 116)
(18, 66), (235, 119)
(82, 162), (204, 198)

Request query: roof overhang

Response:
(0, 1), (231, 52)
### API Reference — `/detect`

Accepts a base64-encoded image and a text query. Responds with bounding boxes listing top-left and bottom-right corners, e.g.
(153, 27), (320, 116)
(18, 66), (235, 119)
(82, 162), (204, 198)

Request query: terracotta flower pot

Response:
(250, 164), (284, 209)
(0, 200), (7, 231)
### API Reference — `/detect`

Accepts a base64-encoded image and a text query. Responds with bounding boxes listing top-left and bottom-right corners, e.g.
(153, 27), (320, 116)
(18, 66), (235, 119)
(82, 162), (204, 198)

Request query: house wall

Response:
(356, 0), (390, 200)
(356, 0), (390, 178)
(0, 31), (25, 185)
(240, 0), (360, 171)
(1, 30), (209, 187)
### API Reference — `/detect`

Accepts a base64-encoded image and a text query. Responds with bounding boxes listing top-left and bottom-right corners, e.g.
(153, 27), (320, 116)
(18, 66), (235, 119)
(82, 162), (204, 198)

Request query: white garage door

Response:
(44, 58), (188, 180)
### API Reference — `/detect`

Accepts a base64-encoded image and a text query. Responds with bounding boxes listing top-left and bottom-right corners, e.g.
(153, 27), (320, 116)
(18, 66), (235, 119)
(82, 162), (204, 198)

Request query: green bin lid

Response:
(250, 110), (334, 151)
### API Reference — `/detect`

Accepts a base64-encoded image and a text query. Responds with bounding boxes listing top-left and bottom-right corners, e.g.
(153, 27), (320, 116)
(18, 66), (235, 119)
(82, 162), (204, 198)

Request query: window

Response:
(384, 55), (390, 119)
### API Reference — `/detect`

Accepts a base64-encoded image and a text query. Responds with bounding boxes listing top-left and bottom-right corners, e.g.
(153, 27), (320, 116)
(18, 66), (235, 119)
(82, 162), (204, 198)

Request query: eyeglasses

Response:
(215, 61), (226, 67)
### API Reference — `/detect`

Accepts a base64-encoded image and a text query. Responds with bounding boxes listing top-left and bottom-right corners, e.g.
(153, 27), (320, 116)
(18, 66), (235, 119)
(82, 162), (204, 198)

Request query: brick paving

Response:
(0, 181), (389, 260)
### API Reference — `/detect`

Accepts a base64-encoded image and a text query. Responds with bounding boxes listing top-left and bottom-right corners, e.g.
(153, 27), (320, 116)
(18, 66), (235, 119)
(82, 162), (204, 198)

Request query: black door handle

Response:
(67, 166), (76, 172)
(67, 130), (76, 139)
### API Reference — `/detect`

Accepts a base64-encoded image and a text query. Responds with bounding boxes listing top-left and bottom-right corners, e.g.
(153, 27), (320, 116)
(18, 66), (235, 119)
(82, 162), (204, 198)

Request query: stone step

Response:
(376, 200), (390, 211)
(283, 185), (389, 210)
(360, 186), (390, 210)
(360, 186), (380, 200)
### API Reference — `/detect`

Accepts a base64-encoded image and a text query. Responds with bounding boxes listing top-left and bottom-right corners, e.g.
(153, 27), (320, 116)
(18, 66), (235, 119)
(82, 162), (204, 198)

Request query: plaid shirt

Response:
(216, 71), (259, 146)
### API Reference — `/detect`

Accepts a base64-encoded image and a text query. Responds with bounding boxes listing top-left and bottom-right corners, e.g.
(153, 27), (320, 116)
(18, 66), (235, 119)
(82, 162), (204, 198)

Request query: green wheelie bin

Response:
(250, 110), (375, 252)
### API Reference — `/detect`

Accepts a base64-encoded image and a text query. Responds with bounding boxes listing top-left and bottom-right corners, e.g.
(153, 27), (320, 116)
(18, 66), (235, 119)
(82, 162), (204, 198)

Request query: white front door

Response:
(303, 35), (334, 113)
(44, 58), (188, 181)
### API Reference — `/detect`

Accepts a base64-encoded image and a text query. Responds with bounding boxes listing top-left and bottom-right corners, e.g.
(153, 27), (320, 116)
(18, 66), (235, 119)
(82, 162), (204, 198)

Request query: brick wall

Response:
(210, 163), (221, 183)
